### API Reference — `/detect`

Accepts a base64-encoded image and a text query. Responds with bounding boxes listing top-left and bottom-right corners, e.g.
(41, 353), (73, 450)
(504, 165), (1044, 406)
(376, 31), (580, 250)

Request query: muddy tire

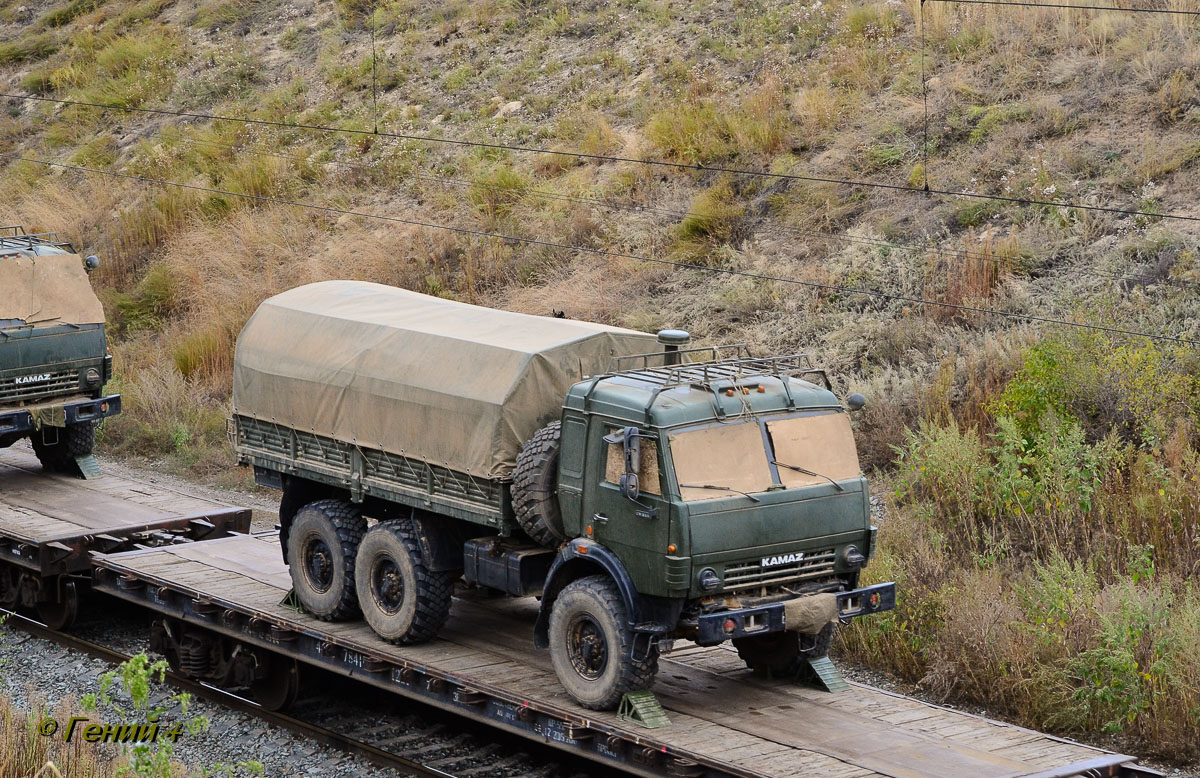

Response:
(733, 621), (835, 676)
(32, 421), (95, 472)
(512, 421), (565, 548)
(355, 519), (454, 644)
(548, 574), (658, 710)
(286, 499), (366, 621)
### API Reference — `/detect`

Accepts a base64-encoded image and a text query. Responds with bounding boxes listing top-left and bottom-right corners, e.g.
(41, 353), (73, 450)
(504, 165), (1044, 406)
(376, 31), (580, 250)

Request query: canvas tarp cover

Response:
(0, 255), (104, 325)
(233, 281), (658, 480)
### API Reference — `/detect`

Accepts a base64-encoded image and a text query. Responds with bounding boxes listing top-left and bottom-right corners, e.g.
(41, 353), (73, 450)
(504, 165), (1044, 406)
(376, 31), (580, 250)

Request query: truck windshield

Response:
(667, 412), (861, 502)
(764, 413), (860, 488)
(667, 421), (774, 502)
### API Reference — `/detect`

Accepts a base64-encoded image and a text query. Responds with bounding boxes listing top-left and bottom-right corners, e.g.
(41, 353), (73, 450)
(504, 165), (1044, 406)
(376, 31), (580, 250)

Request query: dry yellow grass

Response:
(0, 695), (116, 778)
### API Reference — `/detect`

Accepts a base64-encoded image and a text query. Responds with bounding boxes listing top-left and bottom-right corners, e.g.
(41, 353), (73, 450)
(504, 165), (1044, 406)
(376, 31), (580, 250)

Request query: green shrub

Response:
(114, 263), (180, 332)
(39, 0), (104, 28)
(0, 33), (58, 64)
(468, 165), (529, 219)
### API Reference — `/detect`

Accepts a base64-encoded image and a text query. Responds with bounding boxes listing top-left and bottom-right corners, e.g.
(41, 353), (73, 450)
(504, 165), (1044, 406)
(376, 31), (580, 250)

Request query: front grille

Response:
(723, 548), (836, 591)
(0, 369), (79, 404)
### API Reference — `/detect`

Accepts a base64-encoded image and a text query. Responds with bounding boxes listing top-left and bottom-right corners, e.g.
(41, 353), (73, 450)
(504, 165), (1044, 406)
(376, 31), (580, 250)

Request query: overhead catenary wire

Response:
(3, 92), (1199, 225)
(4, 150), (1195, 348)
(928, 0), (1200, 14)
(168, 133), (1200, 290)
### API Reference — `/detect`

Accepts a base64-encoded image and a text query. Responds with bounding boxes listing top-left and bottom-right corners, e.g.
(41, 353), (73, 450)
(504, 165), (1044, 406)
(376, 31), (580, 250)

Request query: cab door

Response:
(586, 422), (673, 596)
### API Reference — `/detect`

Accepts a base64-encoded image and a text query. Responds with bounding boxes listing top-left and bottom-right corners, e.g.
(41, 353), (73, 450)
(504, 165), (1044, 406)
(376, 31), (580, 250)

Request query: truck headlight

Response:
(841, 545), (867, 569)
(699, 568), (721, 591)
(85, 368), (102, 387)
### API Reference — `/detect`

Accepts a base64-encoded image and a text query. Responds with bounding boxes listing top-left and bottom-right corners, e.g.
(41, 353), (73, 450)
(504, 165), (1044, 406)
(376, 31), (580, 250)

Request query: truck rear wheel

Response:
(733, 622), (835, 677)
(31, 421), (96, 472)
(548, 574), (658, 710)
(354, 519), (454, 644)
(512, 421), (565, 548)
(286, 499), (366, 621)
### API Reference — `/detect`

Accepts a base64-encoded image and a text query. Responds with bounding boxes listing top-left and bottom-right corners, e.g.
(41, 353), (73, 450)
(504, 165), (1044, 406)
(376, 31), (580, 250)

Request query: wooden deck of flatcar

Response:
(0, 446), (250, 575)
(93, 533), (1149, 778)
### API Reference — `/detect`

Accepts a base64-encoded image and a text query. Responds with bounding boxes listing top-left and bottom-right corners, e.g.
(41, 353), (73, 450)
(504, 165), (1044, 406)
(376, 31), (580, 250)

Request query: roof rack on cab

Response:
(0, 225), (76, 255)
(583, 344), (832, 421)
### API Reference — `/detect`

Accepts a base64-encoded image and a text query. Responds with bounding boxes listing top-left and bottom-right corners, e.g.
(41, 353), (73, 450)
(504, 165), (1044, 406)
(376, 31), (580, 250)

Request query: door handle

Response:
(593, 513), (609, 524)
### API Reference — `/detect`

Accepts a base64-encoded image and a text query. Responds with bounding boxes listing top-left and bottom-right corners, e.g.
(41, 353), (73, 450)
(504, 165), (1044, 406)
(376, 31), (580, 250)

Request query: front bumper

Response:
(0, 394), (121, 435)
(695, 581), (896, 646)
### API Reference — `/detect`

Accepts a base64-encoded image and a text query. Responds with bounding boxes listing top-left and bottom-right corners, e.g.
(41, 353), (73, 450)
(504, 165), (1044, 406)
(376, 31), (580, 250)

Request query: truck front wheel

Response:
(286, 499), (366, 621)
(548, 575), (658, 710)
(355, 519), (454, 644)
(733, 622), (835, 677)
(31, 421), (96, 472)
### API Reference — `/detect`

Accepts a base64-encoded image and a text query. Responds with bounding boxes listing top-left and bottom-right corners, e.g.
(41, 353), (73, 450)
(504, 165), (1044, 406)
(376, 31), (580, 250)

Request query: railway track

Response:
(0, 604), (589, 778)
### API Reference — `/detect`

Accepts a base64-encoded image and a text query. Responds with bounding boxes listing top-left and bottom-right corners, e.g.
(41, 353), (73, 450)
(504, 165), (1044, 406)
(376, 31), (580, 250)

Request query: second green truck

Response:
(232, 281), (893, 709)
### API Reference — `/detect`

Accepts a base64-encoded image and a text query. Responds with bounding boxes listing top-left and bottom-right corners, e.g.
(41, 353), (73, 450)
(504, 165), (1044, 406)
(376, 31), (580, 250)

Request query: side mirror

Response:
(603, 426), (644, 502)
(846, 393), (867, 411)
(84, 255), (100, 272)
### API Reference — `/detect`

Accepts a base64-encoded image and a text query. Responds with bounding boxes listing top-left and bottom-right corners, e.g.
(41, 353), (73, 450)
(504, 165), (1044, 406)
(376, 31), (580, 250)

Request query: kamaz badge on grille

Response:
(761, 552), (805, 567)
(15, 373), (51, 385)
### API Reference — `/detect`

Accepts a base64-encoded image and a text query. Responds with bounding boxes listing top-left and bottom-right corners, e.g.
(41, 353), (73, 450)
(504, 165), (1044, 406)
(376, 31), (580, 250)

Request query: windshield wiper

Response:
(678, 484), (761, 502)
(770, 461), (845, 492)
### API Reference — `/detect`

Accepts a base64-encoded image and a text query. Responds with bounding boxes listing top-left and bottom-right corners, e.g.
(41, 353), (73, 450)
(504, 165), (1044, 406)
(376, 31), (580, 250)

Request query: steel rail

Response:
(0, 606), (447, 778)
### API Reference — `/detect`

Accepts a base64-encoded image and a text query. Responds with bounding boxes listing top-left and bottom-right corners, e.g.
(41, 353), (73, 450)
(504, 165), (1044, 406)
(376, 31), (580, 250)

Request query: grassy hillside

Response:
(1, 0), (1198, 762)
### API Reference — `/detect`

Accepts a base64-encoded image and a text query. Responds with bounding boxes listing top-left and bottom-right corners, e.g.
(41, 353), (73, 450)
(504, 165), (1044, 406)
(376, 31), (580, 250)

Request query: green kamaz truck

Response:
(231, 281), (894, 709)
(0, 227), (120, 471)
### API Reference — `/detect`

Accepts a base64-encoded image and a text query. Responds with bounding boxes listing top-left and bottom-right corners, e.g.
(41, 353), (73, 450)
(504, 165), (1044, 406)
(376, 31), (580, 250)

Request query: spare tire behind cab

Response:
(511, 422), (566, 548)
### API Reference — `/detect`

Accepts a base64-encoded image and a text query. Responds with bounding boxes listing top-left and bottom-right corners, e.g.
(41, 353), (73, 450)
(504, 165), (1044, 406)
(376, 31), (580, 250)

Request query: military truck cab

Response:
(0, 227), (120, 472)
(519, 348), (892, 706)
(232, 282), (893, 710)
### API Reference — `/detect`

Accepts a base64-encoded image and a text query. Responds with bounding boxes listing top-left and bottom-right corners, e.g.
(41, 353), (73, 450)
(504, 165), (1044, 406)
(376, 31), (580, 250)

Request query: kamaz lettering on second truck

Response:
(231, 281), (895, 709)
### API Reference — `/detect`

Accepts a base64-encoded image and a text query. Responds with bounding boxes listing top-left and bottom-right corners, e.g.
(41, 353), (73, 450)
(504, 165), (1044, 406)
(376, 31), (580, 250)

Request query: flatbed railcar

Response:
(0, 445), (251, 627)
(92, 532), (1158, 778)
(0, 447), (1163, 778)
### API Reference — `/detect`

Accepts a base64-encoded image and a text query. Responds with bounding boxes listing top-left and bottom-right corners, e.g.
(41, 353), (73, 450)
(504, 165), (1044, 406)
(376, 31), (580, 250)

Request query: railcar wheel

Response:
(286, 499), (366, 621)
(548, 575), (658, 710)
(252, 657), (300, 711)
(0, 563), (20, 609)
(733, 621), (835, 677)
(354, 519), (453, 644)
(36, 580), (78, 630)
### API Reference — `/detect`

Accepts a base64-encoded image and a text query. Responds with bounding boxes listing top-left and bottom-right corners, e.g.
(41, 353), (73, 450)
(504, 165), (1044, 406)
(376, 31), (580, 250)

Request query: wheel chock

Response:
(279, 588), (303, 612)
(74, 455), (102, 480)
(804, 656), (849, 693)
(618, 690), (671, 729)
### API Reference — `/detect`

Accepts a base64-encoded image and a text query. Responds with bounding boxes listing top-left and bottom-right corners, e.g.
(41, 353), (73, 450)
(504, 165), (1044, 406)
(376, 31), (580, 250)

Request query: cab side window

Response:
(603, 434), (662, 496)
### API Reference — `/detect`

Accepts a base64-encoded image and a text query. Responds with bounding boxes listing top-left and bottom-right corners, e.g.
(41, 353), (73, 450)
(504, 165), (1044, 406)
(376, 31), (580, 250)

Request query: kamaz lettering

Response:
(761, 553), (806, 567)
(14, 373), (50, 385)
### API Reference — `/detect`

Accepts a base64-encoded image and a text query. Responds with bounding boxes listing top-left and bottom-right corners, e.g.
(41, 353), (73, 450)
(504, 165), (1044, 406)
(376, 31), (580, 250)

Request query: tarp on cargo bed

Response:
(233, 281), (658, 480)
(0, 255), (105, 325)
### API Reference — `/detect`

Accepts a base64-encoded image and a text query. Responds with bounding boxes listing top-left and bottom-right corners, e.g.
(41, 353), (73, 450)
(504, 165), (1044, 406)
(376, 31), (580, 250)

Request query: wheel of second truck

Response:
(512, 421), (565, 548)
(354, 519), (454, 645)
(286, 499), (366, 621)
(36, 580), (79, 630)
(733, 621), (836, 677)
(252, 656), (300, 711)
(31, 421), (96, 473)
(548, 574), (659, 710)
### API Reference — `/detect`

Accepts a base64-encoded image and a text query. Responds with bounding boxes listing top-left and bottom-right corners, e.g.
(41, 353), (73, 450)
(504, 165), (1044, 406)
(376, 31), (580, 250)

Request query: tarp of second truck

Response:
(0, 255), (105, 325)
(233, 281), (659, 480)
